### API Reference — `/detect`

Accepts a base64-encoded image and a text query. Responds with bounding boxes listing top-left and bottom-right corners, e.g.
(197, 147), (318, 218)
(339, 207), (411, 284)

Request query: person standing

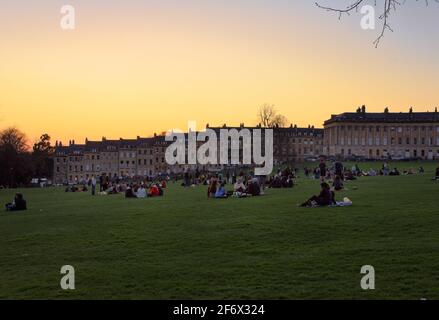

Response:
(91, 176), (97, 196)
(334, 160), (344, 180)
(319, 159), (327, 182)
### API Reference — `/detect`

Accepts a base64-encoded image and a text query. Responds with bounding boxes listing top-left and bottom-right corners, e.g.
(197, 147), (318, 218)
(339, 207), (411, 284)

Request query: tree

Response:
(0, 127), (27, 153)
(257, 104), (288, 128)
(32, 134), (55, 178)
(315, 0), (438, 47)
(0, 127), (31, 187)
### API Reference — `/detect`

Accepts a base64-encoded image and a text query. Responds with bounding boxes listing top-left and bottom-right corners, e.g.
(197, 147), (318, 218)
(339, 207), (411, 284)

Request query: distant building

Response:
(53, 106), (439, 183)
(324, 106), (439, 160)
(53, 125), (323, 184)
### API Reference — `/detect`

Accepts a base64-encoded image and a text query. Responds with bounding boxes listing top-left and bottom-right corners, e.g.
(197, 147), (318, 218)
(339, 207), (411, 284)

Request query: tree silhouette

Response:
(257, 104), (288, 128)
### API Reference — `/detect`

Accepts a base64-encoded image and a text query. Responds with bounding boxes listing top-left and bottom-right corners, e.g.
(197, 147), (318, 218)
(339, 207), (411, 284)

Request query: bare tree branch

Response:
(316, 0), (438, 47)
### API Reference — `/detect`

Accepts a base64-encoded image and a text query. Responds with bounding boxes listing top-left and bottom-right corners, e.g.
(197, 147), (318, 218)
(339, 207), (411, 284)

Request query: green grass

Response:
(1, 161), (439, 300)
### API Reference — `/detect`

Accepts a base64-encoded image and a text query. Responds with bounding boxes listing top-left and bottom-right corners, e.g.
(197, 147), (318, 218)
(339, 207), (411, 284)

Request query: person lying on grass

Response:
(300, 182), (335, 207)
(5, 193), (27, 211)
(65, 185), (88, 192)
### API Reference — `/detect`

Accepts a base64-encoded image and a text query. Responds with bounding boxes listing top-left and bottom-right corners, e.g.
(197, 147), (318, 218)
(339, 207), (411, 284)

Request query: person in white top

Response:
(91, 176), (97, 196)
(136, 186), (147, 198)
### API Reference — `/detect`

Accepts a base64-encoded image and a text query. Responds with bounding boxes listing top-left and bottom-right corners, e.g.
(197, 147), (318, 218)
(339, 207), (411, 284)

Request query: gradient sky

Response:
(1, 0), (438, 145)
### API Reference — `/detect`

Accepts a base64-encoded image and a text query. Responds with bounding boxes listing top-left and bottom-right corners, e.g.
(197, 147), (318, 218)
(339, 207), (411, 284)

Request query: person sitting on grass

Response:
(433, 166), (439, 180)
(389, 168), (400, 176)
(107, 185), (119, 195)
(157, 184), (164, 196)
(136, 185), (147, 198)
(207, 177), (218, 198)
(247, 178), (261, 196)
(125, 186), (137, 198)
(344, 170), (357, 181)
(215, 182), (228, 198)
(5, 193), (27, 211)
(300, 182), (334, 207)
(149, 183), (160, 197)
(233, 177), (246, 193)
(333, 175), (344, 191)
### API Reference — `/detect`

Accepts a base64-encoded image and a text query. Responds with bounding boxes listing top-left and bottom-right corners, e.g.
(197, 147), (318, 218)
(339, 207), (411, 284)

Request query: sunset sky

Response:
(1, 0), (438, 145)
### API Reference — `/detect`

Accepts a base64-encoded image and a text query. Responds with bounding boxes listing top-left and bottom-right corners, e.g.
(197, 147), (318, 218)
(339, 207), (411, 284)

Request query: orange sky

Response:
(1, 1), (438, 145)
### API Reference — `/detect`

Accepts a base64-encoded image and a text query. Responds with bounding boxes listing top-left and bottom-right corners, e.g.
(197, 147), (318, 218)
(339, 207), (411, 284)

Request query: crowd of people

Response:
(4, 162), (439, 211)
(64, 174), (169, 199)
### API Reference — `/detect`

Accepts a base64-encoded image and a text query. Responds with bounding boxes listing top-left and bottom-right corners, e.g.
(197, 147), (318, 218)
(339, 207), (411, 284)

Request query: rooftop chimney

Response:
(361, 105), (366, 113)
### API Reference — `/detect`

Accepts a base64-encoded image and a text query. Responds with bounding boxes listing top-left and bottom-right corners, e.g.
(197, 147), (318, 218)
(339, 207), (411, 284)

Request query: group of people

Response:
(267, 168), (295, 188)
(123, 182), (164, 199)
(206, 174), (264, 198)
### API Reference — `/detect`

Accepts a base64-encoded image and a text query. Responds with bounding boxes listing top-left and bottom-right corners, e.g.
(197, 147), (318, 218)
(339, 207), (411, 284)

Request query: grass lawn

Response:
(0, 161), (438, 300)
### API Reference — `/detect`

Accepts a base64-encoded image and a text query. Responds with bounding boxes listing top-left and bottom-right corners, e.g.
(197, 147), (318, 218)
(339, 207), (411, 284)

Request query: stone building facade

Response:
(53, 125), (324, 184)
(53, 107), (439, 183)
(323, 106), (439, 160)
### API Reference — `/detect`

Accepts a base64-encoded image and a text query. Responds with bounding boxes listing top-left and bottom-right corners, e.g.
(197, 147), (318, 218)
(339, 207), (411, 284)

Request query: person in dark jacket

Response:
(333, 175), (344, 191)
(334, 161), (344, 179)
(5, 193), (27, 211)
(319, 160), (327, 181)
(300, 183), (334, 207)
(125, 186), (137, 198)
